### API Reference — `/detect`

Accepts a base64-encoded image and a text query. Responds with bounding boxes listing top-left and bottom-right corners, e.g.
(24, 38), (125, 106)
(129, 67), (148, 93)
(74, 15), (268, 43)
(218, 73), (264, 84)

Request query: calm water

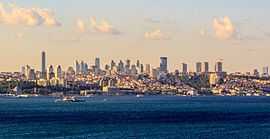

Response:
(0, 96), (270, 139)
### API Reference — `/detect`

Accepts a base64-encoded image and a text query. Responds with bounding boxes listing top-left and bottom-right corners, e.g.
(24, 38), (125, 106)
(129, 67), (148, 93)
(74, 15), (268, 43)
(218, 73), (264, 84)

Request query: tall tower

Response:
(204, 62), (209, 73)
(41, 51), (46, 79)
(95, 57), (101, 70)
(160, 57), (168, 73)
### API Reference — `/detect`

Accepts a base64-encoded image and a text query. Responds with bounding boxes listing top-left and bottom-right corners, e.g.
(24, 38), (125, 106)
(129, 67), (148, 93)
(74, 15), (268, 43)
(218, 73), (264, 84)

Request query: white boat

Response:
(136, 94), (144, 98)
(16, 94), (30, 98)
(55, 96), (85, 103)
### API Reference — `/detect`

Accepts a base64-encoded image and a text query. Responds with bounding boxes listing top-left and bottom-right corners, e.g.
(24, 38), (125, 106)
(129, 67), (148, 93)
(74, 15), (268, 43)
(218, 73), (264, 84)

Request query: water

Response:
(0, 96), (270, 139)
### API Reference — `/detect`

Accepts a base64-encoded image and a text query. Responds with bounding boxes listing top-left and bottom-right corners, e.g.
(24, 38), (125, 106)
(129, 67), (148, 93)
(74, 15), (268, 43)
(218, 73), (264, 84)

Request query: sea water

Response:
(0, 96), (270, 139)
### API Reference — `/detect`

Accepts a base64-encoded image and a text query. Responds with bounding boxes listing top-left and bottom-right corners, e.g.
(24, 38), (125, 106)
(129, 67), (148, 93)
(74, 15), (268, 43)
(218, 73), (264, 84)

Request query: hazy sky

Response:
(0, 0), (269, 72)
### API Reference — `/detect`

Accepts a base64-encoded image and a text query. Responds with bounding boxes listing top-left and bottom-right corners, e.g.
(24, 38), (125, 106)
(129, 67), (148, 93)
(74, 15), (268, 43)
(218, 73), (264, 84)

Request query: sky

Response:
(0, 0), (270, 72)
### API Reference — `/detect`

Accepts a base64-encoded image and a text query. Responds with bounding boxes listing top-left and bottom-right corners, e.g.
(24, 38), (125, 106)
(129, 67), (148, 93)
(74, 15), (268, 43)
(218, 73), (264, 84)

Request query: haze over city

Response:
(0, 0), (269, 72)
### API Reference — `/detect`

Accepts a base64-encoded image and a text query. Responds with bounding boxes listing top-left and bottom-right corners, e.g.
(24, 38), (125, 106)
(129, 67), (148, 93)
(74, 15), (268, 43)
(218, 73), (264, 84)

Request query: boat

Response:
(136, 94), (144, 98)
(55, 96), (85, 103)
(16, 94), (30, 98)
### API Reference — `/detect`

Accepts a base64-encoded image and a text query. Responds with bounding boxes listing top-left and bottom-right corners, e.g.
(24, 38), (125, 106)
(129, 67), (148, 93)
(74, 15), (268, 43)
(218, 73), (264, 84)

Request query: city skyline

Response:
(22, 51), (270, 77)
(0, 0), (269, 72)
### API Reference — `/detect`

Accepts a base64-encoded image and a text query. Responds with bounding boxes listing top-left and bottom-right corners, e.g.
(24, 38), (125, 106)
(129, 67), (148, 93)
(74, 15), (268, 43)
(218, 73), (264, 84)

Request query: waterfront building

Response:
(209, 73), (219, 86)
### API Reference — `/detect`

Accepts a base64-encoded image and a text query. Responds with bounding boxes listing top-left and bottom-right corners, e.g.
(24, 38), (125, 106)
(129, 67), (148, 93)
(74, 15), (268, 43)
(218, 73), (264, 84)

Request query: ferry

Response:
(136, 94), (144, 98)
(16, 94), (30, 98)
(55, 96), (85, 103)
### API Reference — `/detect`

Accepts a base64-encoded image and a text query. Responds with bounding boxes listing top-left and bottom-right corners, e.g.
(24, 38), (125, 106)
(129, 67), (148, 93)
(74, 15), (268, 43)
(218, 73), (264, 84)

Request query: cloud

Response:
(76, 19), (86, 32)
(213, 16), (235, 40)
(0, 2), (61, 27)
(144, 29), (170, 40)
(90, 17), (120, 35)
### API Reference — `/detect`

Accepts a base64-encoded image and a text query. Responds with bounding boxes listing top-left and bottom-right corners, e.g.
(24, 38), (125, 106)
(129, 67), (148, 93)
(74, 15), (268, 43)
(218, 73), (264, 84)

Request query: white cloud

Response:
(144, 29), (170, 40)
(213, 16), (235, 40)
(76, 19), (86, 32)
(90, 17), (120, 35)
(0, 2), (61, 27)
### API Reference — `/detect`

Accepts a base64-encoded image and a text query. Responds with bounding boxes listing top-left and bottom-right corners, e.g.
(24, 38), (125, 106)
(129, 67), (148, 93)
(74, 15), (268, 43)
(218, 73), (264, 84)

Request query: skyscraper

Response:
(204, 62), (209, 73)
(182, 63), (188, 73)
(75, 60), (80, 74)
(196, 62), (202, 73)
(41, 51), (46, 79)
(125, 59), (131, 74)
(95, 57), (101, 70)
(215, 62), (223, 73)
(136, 60), (140, 68)
(160, 57), (168, 73)
(56, 65), (62, 79)
(140, 64), (144, 73)
(47, 65), (55, 80)
(118, 60), (125, 73)
(145, 64), (151, 75)
(80, 61), (85, 74)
